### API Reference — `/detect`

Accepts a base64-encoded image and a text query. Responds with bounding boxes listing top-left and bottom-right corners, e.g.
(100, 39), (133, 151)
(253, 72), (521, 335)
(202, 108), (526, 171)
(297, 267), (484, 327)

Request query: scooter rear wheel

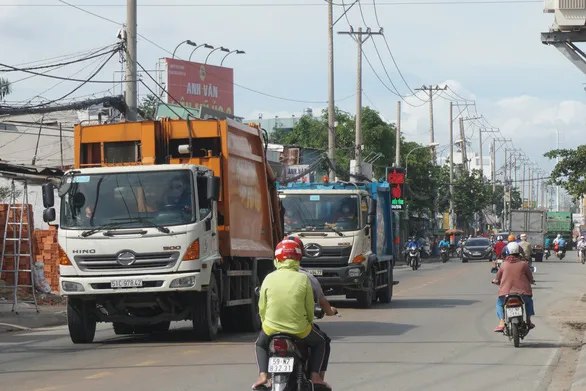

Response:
(512, 323), (520, 348)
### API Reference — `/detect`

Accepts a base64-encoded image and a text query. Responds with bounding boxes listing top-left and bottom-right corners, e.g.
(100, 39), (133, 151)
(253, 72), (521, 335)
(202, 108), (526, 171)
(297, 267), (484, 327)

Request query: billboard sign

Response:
(165, 58), (234, 115)
(286, 165), (311, 183)
(386, 167), (405, 211)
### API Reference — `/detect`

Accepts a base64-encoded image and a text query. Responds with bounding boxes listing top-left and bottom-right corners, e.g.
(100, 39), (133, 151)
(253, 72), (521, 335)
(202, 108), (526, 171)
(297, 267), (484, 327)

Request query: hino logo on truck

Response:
(304, 244), (322, 257)
(72, 249), (96, 254)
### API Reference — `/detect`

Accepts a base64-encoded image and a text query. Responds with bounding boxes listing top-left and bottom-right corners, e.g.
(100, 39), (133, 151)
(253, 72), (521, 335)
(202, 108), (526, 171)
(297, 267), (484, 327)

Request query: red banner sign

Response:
(165, 57), (234, 115)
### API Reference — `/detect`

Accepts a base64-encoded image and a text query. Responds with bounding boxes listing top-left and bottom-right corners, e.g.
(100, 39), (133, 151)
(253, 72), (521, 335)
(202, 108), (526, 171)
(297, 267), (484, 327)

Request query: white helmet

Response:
(497, 235), (503, 241)
(520, 233), (527, 240)
(506, 241), (521, 255)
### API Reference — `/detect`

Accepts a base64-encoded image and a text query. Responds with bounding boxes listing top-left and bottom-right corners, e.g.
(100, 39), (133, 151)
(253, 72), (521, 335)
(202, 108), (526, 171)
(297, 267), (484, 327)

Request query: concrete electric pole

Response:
(338, 27), (382, 177)
(125, 0), (138, 121)
(449, 102), (455, 230)
(327, 0), (336, 179)
(396, 101), (401, 167)
(416, 85), (447, 164)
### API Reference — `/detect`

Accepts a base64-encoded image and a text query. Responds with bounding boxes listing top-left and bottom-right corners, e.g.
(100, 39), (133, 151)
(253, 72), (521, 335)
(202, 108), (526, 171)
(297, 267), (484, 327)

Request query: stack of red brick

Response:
(33, 226), (60, 291)
(0, 204), (61, 292)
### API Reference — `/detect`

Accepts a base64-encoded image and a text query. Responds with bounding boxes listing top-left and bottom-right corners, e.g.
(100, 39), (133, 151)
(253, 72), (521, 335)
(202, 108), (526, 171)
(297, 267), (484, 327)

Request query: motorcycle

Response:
(491, 258), (504, 274)
(492, 281), (533, 347)
(407, 246), (420, 270)
(580, 248), (586, 265)
(557, 247), (566, 260)
(440, 247), (449, 263)
(544, 249), (550, 260)
(265, 305), (330, 391)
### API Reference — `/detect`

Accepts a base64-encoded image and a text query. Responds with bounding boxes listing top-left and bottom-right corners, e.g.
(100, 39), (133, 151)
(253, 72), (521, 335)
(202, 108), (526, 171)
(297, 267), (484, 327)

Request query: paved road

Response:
(1, 254), (586, 391)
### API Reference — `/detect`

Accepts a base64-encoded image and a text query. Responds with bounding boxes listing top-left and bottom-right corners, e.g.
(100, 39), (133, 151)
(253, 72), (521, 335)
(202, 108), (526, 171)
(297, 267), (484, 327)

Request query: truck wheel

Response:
(192, 276), (220, 341)
(377, 261), (393, 304)
(67, 298), (97, 344)
(357, 270), (375, 308)
(113, 322), (134, 335)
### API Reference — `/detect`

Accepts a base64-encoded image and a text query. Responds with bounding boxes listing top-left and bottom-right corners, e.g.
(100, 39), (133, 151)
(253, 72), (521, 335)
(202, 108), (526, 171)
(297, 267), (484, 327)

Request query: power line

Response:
(0, 47), (118, 73)
(2, 1), (542, 7)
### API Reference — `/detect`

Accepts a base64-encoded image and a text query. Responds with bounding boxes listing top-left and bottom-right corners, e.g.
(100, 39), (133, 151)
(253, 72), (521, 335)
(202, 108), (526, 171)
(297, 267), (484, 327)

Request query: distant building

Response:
(244, 107), (317, 137)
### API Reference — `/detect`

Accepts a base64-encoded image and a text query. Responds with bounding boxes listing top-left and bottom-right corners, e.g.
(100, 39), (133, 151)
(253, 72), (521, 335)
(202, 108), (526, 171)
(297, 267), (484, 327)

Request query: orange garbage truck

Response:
(41, 118), (283, 343)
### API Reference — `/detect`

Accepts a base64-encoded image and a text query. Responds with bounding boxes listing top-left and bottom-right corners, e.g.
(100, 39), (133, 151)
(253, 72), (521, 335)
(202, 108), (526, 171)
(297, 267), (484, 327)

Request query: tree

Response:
(0, 186), (22, 203)
(488, 182), (522, 216)
(0, 78), (12, 100)
(544, 146), (586, 199)
(138, 94), (158, 120)
(401, 141), (438, 215)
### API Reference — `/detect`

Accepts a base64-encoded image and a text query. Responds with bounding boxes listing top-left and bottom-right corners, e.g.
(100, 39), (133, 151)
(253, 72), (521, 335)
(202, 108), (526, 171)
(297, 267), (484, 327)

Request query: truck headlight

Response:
(348, 268), (362, 277)
(170, 276), (196, 288)
(62, 281), (84, 292)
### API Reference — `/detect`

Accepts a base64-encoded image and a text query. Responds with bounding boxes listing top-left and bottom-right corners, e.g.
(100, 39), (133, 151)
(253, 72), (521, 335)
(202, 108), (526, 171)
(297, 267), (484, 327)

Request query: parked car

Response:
(462, 237), (493, 263)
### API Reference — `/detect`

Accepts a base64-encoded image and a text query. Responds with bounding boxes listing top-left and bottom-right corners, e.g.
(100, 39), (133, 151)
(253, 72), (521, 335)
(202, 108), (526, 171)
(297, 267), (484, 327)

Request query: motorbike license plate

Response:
(269, 357), (294, 373)
(308, 269), (323, 276)
(506, 307), (523, 317)
(110, 279), (143, 288)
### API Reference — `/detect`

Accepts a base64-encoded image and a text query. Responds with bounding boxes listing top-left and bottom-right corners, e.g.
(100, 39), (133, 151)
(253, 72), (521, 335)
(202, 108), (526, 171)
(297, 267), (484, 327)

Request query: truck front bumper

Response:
(59, 271), (205, 296)
(303, 264), (367, 289)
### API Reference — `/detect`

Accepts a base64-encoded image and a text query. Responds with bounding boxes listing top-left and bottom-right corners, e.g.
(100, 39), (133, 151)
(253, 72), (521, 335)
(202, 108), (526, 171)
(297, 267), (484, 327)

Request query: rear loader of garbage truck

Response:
(41, 119), (283, 343)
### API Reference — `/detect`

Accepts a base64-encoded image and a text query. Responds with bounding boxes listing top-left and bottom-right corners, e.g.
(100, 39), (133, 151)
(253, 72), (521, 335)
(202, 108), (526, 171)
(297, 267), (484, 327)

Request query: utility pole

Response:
(522, 162), (526, 204)
(556, 128), (560, 212)
(479, 129), (498, 180)
(327, 0), (335, 180)
(395, 101), (401, 166)
(449, 102), (455, 230)
(416, 85), (447, 164)
(125, 0), (138, 121)
(459, 117), (467, 171)
(503, 148), (508, 230)
(491, 139), (496, 192)
(339, 27), (382, 177)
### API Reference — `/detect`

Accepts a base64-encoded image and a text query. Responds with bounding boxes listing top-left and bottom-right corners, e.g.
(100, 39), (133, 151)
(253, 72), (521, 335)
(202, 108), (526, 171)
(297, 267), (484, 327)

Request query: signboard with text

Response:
(386, 167), (405, 211)
(165, 58), (234, 115)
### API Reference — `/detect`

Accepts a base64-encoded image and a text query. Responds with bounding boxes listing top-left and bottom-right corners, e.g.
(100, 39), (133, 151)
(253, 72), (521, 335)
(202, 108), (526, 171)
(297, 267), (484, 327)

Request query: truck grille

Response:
(74, 251), (180, 271)
(301, 245), (352, 268)
(559, 0), (585, 10)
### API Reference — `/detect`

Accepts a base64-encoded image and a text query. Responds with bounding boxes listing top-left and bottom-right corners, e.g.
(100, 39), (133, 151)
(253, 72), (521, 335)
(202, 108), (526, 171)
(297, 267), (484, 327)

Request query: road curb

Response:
(0, 311), (67, 334)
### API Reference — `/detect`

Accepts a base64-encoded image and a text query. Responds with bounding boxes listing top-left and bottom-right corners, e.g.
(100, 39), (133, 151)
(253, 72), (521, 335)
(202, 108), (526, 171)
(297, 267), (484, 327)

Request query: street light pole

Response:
(205, 47), (230, 65)
(125, 0), (138, 121)
(220, 50), (245, 66)
(172, 39), (197, 59)
(189, 43), (214, 61)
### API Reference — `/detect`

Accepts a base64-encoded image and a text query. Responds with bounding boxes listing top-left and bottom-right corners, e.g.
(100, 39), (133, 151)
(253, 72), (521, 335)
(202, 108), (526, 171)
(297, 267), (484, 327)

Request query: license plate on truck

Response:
(506, 307), (523, 317)
(308, 269), (323, 276)
(111, 279), (143, 288)
(269, 357), (294, 373)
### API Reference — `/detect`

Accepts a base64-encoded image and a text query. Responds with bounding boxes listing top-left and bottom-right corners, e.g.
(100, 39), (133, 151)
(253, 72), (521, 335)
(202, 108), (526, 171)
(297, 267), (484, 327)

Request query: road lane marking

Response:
(34, 387), (60, 391)
(136, 360), (159, 366)
(85, 372), (112, 379)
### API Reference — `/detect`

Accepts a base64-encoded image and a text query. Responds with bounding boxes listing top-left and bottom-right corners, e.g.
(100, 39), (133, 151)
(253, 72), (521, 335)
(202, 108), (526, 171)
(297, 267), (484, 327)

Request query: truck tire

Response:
(192, 276), (220, 341)
(357, 269), (375, 308)
(67, 298), (97, 344)
(113, 322), (134, 335)
(377, 261), (393, 304)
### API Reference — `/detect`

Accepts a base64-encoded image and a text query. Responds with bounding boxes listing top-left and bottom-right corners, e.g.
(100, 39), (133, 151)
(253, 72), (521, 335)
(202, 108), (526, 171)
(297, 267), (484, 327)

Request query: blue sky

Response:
(1, 0), (585, 197)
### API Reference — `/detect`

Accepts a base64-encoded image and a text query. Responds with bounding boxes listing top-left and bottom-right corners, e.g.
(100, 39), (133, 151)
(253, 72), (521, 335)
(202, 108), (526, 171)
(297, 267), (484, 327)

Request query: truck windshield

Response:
(60, 170), (196, 229)
(281, 194), (360, 233)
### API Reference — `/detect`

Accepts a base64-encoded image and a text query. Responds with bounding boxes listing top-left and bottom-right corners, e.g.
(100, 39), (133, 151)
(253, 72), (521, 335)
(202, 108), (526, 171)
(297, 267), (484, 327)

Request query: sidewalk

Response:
(0, 294), (67, 333)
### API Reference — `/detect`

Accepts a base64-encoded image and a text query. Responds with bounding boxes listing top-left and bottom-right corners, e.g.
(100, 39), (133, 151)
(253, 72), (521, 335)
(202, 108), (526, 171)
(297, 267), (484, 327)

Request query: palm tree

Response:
(0, 77), (12, 100)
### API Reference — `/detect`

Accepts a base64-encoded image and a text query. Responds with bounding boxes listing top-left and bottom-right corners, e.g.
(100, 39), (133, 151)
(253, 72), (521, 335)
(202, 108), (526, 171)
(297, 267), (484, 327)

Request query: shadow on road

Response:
(323, 321), (416, 339)
(390, 298), (479, 309)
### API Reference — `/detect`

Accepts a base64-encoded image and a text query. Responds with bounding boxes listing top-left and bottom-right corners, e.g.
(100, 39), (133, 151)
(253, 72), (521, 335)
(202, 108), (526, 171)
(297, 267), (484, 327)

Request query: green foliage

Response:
(488, 182), (522, 216)
(138, 94), (158, 120)
(0, 78), (12, 100)
(544, 146), (586, 199)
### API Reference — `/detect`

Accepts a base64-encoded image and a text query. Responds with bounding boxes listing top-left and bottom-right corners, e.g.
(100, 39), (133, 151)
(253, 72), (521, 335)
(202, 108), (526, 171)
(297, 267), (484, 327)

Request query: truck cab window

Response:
(197, 176), (212, 220)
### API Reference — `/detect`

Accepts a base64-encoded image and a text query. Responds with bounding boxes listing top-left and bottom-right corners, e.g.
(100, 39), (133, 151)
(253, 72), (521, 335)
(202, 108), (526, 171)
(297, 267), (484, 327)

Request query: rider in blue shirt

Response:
(439, 237), (450, 248)
(407, 237), (420, 249)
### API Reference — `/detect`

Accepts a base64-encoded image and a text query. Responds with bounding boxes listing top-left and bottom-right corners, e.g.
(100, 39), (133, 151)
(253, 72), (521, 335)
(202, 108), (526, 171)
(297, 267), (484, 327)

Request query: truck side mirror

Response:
(43, 208), (56, 223)
(368, 199), (377, 215)
(364, 225), (370, 236)
(207, 176), (221, 201)
(42, 183), (55, 208)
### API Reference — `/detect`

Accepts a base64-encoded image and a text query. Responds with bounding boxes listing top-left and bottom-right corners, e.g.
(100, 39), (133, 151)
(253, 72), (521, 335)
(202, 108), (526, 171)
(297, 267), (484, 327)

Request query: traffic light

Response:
(387, 167), (405, 211)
